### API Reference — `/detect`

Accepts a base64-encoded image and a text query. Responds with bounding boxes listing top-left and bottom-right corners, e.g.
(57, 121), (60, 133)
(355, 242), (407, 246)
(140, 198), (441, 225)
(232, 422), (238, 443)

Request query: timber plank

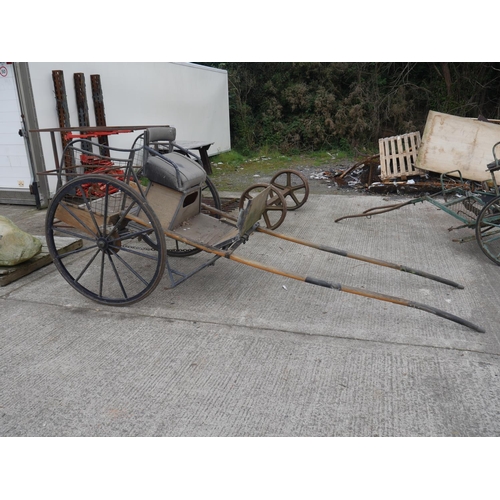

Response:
(0, 236), (82, 286)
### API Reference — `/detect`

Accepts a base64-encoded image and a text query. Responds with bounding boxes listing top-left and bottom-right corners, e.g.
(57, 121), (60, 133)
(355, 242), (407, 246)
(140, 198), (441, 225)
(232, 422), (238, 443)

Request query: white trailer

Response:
(0, 62), (230, 207)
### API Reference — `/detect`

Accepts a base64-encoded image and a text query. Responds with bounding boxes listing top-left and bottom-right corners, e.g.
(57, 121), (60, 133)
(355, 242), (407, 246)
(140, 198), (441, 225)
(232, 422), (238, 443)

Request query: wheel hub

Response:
(97, 237), (109, 250)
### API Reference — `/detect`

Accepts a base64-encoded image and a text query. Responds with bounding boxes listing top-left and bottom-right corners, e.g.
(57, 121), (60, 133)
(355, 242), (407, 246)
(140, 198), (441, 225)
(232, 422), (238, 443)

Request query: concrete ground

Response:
(1, 193), (500, 436)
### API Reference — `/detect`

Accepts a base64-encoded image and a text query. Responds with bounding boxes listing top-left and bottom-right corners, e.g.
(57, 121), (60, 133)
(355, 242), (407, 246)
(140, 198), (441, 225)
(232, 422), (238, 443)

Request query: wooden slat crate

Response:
(379, 132), (423, 180)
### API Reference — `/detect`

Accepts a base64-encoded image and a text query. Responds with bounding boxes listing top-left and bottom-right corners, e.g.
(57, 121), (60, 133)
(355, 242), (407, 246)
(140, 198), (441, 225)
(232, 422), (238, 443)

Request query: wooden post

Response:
(52, 70), (72, 168)
(90, 74), (109, 156)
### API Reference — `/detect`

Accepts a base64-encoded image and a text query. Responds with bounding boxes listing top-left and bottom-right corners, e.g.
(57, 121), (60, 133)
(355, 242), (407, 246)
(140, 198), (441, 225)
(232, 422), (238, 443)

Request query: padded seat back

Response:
(144, 152), (206, 192)
(145, 127), (177, 144)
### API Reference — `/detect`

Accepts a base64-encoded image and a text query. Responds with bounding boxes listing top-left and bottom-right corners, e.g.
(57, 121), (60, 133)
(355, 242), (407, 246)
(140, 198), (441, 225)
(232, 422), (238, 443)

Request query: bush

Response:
(202, 62), (500, 154)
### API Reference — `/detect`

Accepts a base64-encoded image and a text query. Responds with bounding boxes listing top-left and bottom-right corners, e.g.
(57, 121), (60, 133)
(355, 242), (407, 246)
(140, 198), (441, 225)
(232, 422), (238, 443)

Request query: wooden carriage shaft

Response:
(201, 204), (464, 289)
(256, 227), (464, 289)
(123, 213), (483, 333)
(162, 223), (483, 333)
(50, 198), (485, 332)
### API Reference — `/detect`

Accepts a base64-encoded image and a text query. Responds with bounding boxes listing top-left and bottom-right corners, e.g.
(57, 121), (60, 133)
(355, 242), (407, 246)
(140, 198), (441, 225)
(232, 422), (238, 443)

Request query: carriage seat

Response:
(144, 152), (206, 192)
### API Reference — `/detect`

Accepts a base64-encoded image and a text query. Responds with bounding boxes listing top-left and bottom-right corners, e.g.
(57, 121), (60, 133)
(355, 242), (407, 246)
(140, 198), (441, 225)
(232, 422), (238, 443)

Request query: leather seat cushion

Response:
(144, 152), (206, 192)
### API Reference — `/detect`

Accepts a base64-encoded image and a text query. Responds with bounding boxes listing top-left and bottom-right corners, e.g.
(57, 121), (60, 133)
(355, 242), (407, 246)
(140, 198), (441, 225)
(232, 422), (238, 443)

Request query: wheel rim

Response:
(476, 195), (500, 265)
(270, 169), (309, 210)
(239, 183), (287, 230)
(46, 174), (166, 305)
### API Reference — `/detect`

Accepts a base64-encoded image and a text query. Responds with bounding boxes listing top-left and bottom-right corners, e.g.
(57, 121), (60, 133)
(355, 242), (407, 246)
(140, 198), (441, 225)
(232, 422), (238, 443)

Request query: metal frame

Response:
(0, 63), (50, 207)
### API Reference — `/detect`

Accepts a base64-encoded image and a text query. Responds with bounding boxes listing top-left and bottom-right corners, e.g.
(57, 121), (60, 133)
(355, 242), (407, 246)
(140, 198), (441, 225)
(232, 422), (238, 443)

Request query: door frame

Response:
(0, 63), (49, 208)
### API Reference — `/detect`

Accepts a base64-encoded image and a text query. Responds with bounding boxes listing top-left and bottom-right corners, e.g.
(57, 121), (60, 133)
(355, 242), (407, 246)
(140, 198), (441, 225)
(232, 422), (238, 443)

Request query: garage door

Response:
(0, 63), (32, 191)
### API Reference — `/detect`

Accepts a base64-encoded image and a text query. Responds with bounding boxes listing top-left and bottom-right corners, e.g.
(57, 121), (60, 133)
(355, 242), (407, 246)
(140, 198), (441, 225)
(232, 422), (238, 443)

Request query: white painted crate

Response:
(379, 131), (423, 180)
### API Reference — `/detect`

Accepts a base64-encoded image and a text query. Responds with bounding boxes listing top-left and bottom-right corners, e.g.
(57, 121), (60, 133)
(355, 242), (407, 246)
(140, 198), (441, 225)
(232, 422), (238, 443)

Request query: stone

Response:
(0, 215), (42, 267)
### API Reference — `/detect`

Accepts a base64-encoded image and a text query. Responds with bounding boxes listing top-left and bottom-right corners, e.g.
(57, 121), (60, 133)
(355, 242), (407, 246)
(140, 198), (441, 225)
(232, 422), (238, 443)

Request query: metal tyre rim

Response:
(475, 194), (500, 265)
(270, 169), (309, 211)
(239, 183), (288, 230)
(46, 174), (167, 305)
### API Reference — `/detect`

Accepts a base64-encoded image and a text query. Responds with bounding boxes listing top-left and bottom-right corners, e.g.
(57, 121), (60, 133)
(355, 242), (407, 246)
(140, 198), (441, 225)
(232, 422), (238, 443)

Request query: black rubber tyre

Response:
(46, 174), (166, 305)
(475, 194), (500, 265)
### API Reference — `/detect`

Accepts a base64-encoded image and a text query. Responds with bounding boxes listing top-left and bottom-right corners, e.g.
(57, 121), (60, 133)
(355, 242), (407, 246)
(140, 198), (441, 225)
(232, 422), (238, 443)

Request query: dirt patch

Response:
(210, 154), (456, 199)
(210, 156), (380, 197)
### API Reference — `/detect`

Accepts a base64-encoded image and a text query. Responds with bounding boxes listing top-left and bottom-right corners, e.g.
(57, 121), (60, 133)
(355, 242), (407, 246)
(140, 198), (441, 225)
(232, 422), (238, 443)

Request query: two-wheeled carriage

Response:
(39, 127), (485, 333)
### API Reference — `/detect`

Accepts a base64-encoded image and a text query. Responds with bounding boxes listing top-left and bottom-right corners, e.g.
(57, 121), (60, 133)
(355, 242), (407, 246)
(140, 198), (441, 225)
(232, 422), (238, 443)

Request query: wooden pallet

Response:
(0, 236), (82, 286)
(379, 131), (422, 180)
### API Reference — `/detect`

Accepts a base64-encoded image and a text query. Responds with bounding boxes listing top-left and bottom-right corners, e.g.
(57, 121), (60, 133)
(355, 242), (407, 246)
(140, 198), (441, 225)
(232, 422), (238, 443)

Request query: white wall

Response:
(0, 63), (31, 190)
(28, 62), (230, 181)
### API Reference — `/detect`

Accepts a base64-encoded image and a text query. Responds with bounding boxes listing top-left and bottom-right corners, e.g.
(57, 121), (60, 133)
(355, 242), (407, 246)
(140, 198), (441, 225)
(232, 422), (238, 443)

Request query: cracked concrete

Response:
(1, 192), (499, 436)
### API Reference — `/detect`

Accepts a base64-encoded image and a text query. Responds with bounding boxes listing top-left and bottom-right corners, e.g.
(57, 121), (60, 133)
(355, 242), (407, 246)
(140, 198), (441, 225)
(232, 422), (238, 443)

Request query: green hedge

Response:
(201, 62), (500, 153)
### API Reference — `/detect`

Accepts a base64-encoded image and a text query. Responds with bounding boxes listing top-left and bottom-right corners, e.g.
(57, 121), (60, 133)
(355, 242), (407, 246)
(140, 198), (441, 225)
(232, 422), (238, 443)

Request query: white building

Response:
(0, 62), (230, 207)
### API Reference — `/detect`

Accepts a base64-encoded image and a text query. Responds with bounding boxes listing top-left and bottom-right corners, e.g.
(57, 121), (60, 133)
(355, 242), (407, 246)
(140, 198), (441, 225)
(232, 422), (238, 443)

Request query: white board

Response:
(0, 63), (31, 190)
(416, 110), (500, 182)
(27, 62), (231, 194)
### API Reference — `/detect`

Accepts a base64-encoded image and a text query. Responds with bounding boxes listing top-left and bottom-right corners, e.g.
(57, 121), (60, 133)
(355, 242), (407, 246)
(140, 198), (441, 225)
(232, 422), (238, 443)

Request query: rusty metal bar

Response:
(31, 125), (168, 133)
(334, 199), (420, 222)
(74, 73), (89, 128)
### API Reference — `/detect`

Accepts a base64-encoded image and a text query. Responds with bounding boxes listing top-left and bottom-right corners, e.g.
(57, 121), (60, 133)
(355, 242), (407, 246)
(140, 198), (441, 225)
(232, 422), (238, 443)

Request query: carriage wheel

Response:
(239, 183), (287, 230)
(201, 175), (222, 213)
(475, 195), (500, 265)
(270, 169), (309, 210)
(166, 176), (222, 257)
(46, 174), (166, 305)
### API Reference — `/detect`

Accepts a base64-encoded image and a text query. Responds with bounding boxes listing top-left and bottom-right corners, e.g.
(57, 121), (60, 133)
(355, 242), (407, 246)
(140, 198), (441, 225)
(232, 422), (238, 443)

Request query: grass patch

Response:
(209, 148), (358, 192)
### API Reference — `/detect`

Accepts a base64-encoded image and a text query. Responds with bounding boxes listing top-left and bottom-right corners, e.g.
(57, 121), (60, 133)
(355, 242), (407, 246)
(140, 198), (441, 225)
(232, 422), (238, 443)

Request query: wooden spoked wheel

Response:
(239, 183), (287, 230)
(45, 175), (166, 305)
(270, 169), (309, 210)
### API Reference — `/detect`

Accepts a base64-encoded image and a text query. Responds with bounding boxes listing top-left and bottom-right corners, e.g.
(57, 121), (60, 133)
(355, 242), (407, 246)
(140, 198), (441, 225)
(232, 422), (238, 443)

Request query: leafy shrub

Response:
(202, 62), (500, 154)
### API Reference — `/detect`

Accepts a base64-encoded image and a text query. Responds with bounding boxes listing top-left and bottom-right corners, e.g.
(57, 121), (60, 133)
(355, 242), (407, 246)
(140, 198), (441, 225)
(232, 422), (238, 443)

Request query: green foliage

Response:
(203, 62), (500, 154)
(214, 150), (247, 165)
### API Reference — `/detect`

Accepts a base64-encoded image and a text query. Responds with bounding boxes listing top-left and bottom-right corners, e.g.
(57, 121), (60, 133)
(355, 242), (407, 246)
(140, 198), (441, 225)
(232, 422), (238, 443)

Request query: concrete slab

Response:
(1, 194), (500, 436)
